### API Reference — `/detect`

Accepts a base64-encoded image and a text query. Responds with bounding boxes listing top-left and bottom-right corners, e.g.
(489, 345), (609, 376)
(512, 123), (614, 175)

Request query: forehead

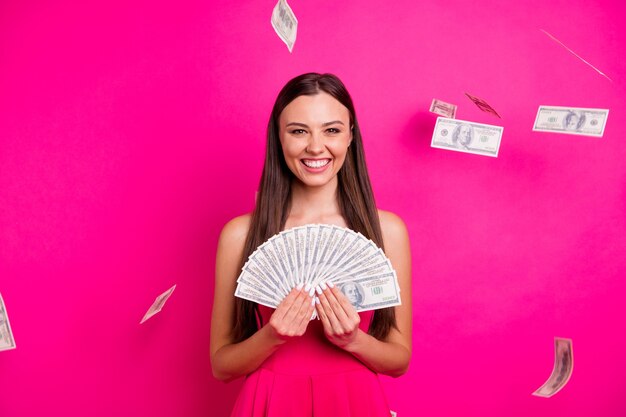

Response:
(279, 92), (350, 124)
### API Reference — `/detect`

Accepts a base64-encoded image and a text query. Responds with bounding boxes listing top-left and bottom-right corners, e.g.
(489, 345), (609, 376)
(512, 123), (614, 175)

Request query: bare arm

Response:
(315, 210), (412, 377)
(209, 215), (315, 382)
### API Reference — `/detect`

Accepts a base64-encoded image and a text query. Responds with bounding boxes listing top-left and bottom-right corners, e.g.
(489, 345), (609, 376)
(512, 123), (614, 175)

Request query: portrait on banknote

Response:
(452, 123), (474, 149)
(563, 111), (586, 131)
(340, 281), (366, 309)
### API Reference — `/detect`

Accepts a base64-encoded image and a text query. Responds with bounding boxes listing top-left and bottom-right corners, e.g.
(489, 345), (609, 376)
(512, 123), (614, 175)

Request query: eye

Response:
(289, 129), (307, 135)
(326, 128), (341, 134)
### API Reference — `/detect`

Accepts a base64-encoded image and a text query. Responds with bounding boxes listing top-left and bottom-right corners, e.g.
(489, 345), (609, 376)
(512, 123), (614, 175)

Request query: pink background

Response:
(1, 1), (625, 416)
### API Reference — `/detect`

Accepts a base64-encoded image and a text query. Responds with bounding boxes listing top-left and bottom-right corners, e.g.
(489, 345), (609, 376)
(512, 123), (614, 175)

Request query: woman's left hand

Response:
(315, 282), (361, 350)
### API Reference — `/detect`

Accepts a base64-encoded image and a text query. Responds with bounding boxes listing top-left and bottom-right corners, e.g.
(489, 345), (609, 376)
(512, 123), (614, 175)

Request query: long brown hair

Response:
(232, 73), (396, 342)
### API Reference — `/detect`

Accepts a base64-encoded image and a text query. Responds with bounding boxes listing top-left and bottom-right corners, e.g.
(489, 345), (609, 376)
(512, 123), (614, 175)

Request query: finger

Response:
(320, 283), (351, 324)
(274, 288), (299, 319)
(274, 285), (304, 321)
(293, 283), (316, 320)
(317, 287), (343, 335)
(295, 294), (314, 326)
(322, 283), (360, 334)
(297, 297), (316, 331)
(315, 297), (332, 331)
(281, 288), (310, 324)
(328, 284), (359, 321)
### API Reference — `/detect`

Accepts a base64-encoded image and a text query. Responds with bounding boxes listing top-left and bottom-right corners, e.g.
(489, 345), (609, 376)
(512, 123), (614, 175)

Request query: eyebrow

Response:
(285, 120), (346, 128)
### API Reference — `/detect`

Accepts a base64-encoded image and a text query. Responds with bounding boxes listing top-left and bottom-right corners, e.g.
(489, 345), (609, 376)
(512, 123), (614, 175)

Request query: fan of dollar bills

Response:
(235, 224), (401, 315)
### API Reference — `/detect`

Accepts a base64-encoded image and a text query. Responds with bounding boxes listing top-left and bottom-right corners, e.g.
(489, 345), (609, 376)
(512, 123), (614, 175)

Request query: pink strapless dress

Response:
(229, 305), (391, 417)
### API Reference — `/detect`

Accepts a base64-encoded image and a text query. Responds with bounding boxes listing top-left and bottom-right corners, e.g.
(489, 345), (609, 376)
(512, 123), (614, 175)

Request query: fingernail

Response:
(304, 283), (311, 292)
(311, 298), (316, 306)
(296, 283), (304, 290)
(315, 297), (320, 305)
(327, 281), (335, 288)
(320, 282), (328, 291)
(308, 287), (316, 297)
(315, 285), (322, 295)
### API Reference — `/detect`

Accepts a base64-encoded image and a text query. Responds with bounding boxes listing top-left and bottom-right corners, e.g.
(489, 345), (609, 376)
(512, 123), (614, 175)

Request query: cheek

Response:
(281, 140), (302, 158)
(329, 138), (351, 158)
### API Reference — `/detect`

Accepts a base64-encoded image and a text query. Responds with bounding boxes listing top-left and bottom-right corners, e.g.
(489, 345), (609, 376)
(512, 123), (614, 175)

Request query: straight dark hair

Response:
(232, 73), (397, 342)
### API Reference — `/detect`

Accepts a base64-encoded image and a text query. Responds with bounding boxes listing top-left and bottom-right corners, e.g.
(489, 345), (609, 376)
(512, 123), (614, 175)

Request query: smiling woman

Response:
(209, 73), (412, 417)
(280, 93), (352, 188)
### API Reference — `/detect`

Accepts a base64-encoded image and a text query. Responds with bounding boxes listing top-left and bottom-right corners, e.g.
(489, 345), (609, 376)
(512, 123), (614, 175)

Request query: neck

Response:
(289, 176), (341, 221)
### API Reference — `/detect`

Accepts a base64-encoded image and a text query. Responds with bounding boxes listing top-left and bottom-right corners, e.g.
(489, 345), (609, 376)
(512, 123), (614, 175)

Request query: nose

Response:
(306, 132), (325, 154)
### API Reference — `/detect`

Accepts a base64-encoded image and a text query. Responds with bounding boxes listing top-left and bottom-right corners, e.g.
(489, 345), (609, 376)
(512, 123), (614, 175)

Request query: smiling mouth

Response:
(301, 159), (331, 168)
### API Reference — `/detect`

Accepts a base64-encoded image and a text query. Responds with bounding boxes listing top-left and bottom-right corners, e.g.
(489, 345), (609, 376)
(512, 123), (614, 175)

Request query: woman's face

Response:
(279, 92), (352, 188)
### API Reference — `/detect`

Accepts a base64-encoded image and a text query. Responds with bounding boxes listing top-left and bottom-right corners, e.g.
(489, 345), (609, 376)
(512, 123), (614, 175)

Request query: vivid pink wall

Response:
(1, 1), (625, 416)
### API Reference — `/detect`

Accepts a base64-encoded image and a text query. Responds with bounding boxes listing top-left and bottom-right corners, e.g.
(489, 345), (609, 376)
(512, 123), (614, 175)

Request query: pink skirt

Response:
(230, 366), (391, 417)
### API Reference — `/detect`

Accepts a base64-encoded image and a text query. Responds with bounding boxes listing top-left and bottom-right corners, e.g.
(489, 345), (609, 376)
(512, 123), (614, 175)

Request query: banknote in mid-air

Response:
(0, 293), (16, 351)
(465, 92), (501, 118)
(540, 29), (612, 83)
(532, 106), (609, 137)
(532, 337), (573, 398)
(140, 285), (176, 324)
(431, 117), (503, 157)
(235, 224), (401, 316)
(430, 99), (457, 119)
(271, 0), (298, 52)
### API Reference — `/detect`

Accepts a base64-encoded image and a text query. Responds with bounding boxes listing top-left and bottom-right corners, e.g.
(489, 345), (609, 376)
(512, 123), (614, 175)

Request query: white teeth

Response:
(302, 159), (330, 168)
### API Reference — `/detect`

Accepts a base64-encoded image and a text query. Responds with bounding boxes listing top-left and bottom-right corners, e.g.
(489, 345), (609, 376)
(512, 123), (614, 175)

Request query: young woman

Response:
(210, 73), (412, 416)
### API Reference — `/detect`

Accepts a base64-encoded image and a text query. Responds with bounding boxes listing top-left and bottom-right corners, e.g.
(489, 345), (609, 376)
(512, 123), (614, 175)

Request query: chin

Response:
(298, 175), (335, 188)
(301, 179), (332, 188)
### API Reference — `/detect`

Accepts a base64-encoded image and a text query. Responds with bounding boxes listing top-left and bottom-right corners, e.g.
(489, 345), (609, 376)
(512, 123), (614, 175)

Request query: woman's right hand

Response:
(268, 285), (315, 343)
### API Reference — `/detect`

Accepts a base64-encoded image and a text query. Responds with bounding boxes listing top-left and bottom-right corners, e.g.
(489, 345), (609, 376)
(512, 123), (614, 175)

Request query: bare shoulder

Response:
(218, 213), (252, 250)
(377, 209), (409, 243)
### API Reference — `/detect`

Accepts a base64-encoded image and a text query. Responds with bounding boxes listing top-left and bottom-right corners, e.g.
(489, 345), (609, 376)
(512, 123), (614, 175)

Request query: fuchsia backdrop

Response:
(1, 1), (625, 416)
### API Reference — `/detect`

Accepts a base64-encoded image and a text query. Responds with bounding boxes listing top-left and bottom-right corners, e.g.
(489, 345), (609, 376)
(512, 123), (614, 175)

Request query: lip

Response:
(300, 158), (332, 173)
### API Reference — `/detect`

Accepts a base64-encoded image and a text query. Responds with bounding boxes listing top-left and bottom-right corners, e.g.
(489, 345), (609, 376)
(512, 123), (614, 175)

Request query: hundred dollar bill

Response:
(293, 226), (308, 286)
(532, 337), (573, 398)
(302, 224), (319, 284)
(430, 99), (457, 119)
(238, 263), (284, 301)
(317, 241), (380, 285)
(140, 285), (176, 324)
(312, 227), (347, 281)
(235, 282), (278, 309)
(257, 241), (291, 296)
(316, 232), (363, 284)
(306, 225), (337, 285)
(336, 272), (401, 312)
(533, 106), (608, 137)
(269, 236), (296, 289)
(431, 117), (503, 157)
(271, 0), (298, 53)
(465, 92), (501, 118)
(333, 258), (395, 283)
(0, 293), (16, 351)
(279, 231), (299, 287)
